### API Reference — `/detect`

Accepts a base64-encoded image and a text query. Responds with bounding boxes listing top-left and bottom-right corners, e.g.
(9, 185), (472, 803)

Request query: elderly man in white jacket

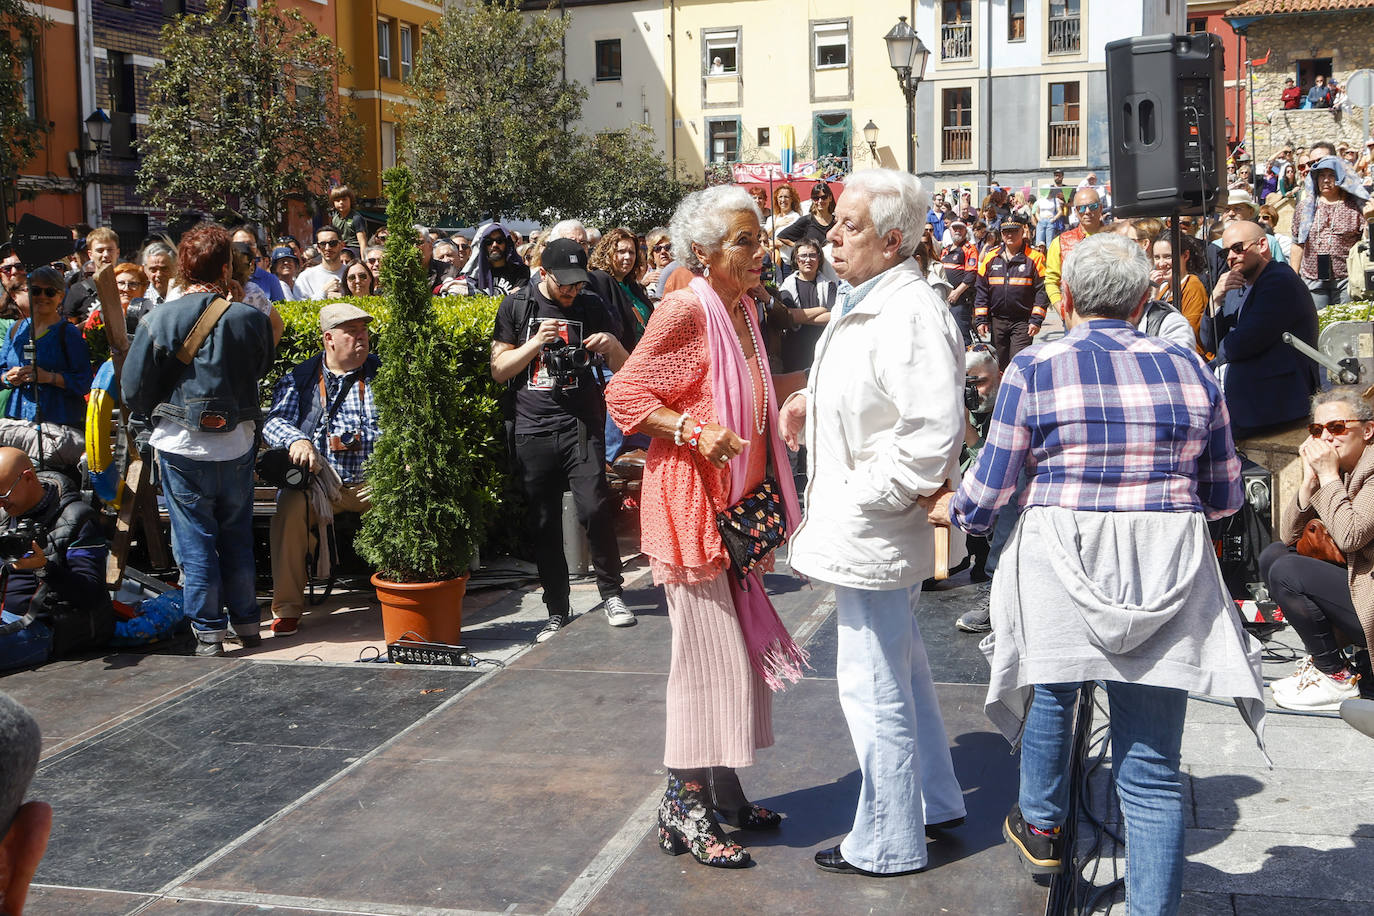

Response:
(780, 169), (967, 877)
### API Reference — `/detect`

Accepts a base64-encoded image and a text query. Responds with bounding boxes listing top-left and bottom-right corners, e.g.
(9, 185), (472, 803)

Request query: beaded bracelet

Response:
(673, 413), (692, 446)
(686, 421), (706, 451)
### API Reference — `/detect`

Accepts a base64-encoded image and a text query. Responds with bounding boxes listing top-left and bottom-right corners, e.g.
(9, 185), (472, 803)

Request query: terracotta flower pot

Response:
(373, 572), (469, 645)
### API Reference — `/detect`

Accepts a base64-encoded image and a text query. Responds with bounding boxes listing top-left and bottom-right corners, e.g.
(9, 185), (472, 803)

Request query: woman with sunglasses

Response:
(765, 185), (802, 280)
(641, 227), (672, 300)
(0, 267), (93, 431)
(1260, 387), (1374, 710)
(776, 181), (838, 262)
(345, 261), (376, 297)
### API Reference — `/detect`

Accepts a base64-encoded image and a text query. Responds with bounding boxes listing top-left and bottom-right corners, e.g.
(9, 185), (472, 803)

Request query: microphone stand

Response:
(22, 331), (44, 472)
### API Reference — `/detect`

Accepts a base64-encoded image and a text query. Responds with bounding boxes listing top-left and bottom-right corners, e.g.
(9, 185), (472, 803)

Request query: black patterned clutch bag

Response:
(716, 476), (786, 585)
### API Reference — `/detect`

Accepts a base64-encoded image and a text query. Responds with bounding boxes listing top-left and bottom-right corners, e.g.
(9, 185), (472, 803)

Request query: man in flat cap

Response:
(261, 303), (381, 636)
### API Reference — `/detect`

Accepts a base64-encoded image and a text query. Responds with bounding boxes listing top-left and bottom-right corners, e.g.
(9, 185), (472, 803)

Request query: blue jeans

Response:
(158, 448), (260, 643)
(833, 583), (965, 872)
(985, 468), (1029, 575)
(1020, 681), (1188, 916)
(1035, 217), (1058, 248)
(598, 368), (648, 463)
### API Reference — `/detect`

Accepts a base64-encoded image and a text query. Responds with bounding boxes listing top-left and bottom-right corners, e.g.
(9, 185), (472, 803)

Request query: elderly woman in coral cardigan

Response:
(606, 184), (804, 871)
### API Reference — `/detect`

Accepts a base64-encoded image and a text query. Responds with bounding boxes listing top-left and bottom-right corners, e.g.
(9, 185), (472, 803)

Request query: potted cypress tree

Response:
(356, 166), (497, 644)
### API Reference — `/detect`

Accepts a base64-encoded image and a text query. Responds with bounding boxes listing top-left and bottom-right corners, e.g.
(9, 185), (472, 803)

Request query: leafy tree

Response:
(401, 0), (584, 224)
(355, 166), (502, 582)
(0, 0), (42, 240)
(554, 125), (702, 233)
(137, 0), (362, 230)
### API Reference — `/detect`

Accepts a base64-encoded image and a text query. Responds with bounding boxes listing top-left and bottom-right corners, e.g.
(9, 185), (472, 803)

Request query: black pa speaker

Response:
(1106, 33), (1225, 217)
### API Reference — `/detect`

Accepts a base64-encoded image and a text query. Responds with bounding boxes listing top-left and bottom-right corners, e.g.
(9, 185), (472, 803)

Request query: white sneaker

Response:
(1273, 665), (1360, 711)
(1270, 655), (1315, 696)
(535, 614), (568, 644)
(604, 596), (636, 628)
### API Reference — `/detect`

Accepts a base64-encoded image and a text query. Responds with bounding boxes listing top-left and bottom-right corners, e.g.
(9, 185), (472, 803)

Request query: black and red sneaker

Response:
(270, 617), (299, 636)
(1003, 804), (1064, 875)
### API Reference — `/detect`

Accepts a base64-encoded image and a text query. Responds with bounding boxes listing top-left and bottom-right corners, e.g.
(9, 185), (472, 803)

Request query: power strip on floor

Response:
(386, 639), (471, 666)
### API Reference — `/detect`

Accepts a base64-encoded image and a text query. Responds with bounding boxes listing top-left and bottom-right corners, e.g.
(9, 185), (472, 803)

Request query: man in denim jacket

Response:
(123, 225), (274, 656)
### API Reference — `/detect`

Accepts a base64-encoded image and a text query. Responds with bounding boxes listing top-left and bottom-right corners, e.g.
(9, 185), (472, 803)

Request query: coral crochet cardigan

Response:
(605, 291), (732, 584)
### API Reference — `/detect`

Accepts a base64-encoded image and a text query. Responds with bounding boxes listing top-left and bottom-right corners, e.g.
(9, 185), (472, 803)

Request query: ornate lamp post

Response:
(883, 16), (930, 174)
(863, 120), (879, 160)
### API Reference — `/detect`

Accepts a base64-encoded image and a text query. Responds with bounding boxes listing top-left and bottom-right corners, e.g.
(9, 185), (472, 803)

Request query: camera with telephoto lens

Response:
(542, 339), (595, 388)
(0, 519), (46, 566)
(964, 376), (982, 412)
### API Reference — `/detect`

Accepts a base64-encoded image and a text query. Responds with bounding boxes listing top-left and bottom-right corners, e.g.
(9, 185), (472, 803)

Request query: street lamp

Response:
(84, 108), (111, 155)
(863, 120), (879, 160)
(883, 16), (930, 174)
(67, 109), (111, 224)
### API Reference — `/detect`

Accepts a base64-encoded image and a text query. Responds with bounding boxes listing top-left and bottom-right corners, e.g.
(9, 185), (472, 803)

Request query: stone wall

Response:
(1242, 11), (1374, 162)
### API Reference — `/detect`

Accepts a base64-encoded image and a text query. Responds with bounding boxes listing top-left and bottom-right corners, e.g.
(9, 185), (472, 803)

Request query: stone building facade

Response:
(1226, 2), (1374, 163)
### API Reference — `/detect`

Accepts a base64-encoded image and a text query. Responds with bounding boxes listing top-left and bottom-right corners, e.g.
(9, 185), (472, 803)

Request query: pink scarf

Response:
(692, 276), (807, 691)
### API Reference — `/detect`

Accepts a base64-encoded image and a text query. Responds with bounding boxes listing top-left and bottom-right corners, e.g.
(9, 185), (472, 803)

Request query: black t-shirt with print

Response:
(493, 283), (614, 434)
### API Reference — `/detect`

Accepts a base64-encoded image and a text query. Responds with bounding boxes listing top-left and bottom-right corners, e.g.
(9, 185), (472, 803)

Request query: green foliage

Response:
(555, 126), (703, 233)
(352, 167), (504, 582)
(137, 0), (363, 229)
(0, 0), (42, 237)
(402, 0), (584, 224)
(1319, 300), (1374, 332)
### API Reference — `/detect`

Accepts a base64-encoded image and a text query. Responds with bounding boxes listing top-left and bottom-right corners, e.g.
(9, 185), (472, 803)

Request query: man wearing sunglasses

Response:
(293, 227), (349, 300)
(1200, 219), (1319, 439)
(0, 249), (26, 318)
(973, 213), (1049, 368)
(466, 222), (531, 297)
(1044, 188), (1105, 307)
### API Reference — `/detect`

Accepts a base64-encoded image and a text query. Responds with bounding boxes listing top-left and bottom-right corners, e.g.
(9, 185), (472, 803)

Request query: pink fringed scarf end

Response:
(731, 571), (810, 692)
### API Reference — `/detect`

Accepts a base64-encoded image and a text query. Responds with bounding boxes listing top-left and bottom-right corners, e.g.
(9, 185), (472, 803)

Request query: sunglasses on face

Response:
(27, 285), (59, 297)
(1075, 203), (1101, 213)
(0, 264), (22, 273)
(318, 239), (341, 248)
(653, 243), (672, 253)
(485, 236), (506, 246)
(1309, 419), (1364, 437)
(811, 189), (830, 199)
(1226, 239), (1262, 256)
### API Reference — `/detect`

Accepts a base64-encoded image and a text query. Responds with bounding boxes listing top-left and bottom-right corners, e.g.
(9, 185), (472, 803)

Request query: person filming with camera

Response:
(261, 303), (381, 637)
(491, 238), (633, 641)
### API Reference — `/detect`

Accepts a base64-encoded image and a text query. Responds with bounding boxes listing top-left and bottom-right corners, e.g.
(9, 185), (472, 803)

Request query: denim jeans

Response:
(1020, 681), (1188, 916)
(833, 583), (965, 873)
(985, 468), (1030, 576)
(1304, 276), (1350, 310)
(1035, 217), (1059, 248)
(158, 448), (260, 643)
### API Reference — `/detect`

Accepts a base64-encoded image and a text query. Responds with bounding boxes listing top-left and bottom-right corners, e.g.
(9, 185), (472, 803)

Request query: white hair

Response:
(669, 185), (761, 270)
(547, 219), (586, 241)
(965, 345), (998, 373)
(840, 169), (929, 259)
(1061, 233), (1151, 320)
(0, 693), (40, 837)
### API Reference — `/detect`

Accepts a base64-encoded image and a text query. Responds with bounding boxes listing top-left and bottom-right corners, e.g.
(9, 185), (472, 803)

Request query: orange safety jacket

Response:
(973, 243), (1049, 327)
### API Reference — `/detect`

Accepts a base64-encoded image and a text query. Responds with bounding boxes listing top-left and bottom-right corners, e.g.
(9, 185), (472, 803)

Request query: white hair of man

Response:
(1061, 232), (1152, 320)
(965, 344), (998, 373)
(840, 169), (929, 260)
(546, 219), (586, 241)
(139, 239), (177, 266)
(586, 226), (602, 247)
(0, 693), (40, 837)
(669, 185), (761, 271)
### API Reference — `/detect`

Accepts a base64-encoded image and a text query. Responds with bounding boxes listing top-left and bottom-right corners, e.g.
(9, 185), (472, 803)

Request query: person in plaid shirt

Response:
(926, 233), (1266, 913)
(261, 303), (380, 635)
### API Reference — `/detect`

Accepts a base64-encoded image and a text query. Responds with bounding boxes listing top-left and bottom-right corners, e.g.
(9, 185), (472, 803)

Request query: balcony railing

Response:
(1049, 15), (1080, 54)
(943, 126), (973, 162)
(941, 22), (972, 61)
(1048, 121), (1080, 159)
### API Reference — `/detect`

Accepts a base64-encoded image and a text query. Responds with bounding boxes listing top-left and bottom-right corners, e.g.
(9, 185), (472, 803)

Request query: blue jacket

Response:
(1200, 259), (1319, 432)
(121, 292), (274, 434)
(0, 319), (93, 427)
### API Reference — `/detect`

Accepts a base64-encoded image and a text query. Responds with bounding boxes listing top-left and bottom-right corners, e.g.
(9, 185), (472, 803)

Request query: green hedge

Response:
(1318, 300), (1374, 332)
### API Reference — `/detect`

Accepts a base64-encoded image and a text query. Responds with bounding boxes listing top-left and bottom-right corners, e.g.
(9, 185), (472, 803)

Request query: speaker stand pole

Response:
(1170, 214), (1182, 314)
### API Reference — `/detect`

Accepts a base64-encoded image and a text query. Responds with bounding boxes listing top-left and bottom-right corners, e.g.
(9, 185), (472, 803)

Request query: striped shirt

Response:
(951, 319), (1242, 535)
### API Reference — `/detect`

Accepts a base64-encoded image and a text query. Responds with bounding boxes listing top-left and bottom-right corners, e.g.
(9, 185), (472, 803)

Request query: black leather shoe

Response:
(814, 845), (922, 877)
(925, 816), (965, 837)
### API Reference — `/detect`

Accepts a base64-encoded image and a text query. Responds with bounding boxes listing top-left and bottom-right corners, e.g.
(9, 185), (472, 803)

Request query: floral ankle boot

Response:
(656, 773), (751, 869)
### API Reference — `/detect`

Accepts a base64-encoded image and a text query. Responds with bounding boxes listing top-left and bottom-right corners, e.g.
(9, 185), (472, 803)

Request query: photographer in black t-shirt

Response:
(491, 239), (635, 642)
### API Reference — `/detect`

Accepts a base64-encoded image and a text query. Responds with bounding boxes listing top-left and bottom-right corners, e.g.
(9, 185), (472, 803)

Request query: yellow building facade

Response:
(336, 0), (442, 200)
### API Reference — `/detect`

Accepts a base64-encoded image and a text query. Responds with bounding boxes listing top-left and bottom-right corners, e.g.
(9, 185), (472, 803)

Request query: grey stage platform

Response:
(3, 568), (1051, 915)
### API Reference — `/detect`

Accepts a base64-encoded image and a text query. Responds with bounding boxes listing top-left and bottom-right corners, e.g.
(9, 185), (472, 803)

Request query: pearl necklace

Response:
(742, 306), (768, 436)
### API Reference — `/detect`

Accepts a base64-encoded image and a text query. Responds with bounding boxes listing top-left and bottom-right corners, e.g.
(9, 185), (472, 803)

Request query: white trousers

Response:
(834, 582), (966, 872)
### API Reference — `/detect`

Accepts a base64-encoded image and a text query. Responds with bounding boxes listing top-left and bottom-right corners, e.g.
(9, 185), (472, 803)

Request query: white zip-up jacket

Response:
(788, 259), (967, 590)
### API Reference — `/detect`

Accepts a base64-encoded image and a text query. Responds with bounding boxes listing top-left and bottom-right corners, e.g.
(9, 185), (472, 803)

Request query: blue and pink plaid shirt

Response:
(951, 320), (1242, 535)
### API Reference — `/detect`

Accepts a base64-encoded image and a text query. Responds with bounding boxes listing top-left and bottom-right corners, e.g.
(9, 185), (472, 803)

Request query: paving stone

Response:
(1180, 720), (1368, 771)
(1187, 763), (1374, 838)
(1184, 828), (1374, 902)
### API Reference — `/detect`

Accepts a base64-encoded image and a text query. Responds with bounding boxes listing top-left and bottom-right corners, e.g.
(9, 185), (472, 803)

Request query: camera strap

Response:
(175, 297), (232, 365)
(306, 372), (366, 440)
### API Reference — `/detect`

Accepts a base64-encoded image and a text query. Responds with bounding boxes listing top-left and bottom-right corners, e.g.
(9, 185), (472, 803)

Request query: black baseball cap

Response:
(543, 238), (590, 286)
(1001, 213), (1031, 229)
